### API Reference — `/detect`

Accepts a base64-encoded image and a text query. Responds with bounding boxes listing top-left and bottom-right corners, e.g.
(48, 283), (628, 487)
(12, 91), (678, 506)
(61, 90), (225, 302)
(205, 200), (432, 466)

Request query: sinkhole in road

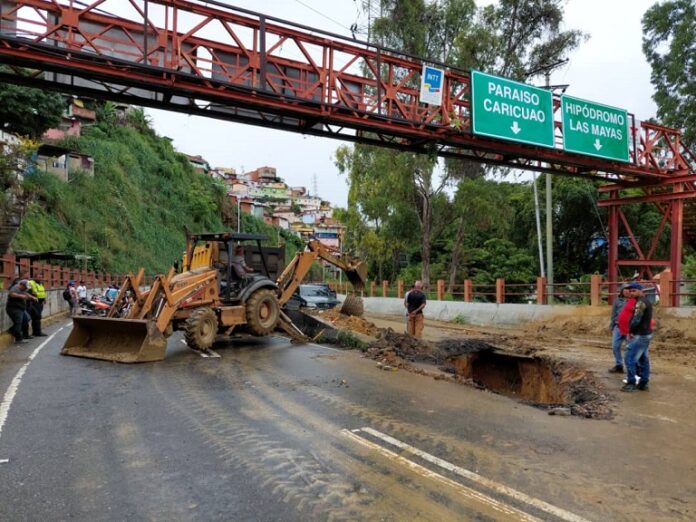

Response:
(451, 350), (571, 405)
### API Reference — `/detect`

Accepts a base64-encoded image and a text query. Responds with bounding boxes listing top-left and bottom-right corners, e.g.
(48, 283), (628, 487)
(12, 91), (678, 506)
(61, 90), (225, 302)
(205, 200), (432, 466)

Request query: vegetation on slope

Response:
(12, 104), (307, 275)
(14, 108), (227, 273)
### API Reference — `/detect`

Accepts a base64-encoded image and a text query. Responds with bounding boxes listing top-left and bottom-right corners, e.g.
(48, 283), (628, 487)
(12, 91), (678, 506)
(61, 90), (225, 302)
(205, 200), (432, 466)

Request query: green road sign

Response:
(561, 95), (629, 162)
(470, 70), (554, 148)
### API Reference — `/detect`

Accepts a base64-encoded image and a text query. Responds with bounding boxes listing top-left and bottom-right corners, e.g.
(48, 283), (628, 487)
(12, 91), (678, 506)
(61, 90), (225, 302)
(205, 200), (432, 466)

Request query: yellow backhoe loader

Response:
(61, 231), (366, 363)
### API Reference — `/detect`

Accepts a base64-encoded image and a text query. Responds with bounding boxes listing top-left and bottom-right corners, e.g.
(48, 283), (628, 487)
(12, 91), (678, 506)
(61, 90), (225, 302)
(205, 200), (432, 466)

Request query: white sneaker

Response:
(623, 375), (641, 384)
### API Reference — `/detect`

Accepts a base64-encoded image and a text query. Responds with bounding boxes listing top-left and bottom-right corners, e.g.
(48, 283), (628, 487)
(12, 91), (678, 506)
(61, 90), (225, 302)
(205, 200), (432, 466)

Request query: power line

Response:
(292, 0), (354, 32)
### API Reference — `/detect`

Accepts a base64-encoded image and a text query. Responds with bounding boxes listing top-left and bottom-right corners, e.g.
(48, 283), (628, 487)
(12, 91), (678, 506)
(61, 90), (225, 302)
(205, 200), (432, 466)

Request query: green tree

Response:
(0, 75), (64, 138)
(642, 0), (696, 149)
(445, 178), (514, 292)
(334, 145), (416, 281)
(340, 0), (583, 286)
(469, 238), (536, 301)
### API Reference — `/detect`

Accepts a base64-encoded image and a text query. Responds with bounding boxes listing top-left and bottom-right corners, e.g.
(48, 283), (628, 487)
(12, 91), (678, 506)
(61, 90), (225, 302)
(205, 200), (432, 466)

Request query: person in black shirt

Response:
(405, 280), (426, 338)
(621, 282), (654, 392)
(5, 279), (38, 344)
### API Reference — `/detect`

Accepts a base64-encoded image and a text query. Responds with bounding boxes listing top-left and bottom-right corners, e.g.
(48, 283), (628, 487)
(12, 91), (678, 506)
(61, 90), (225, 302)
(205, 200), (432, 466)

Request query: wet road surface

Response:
(0, 321), (693, 521)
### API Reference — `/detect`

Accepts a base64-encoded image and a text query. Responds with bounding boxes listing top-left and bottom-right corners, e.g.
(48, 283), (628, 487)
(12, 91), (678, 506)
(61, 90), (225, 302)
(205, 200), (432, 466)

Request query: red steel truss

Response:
(0, 0), (694, 301)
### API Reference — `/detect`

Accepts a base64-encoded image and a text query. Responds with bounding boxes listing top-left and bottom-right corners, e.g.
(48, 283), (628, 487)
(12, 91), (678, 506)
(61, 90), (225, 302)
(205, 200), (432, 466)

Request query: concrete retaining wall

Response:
(346, 295), (696, 326)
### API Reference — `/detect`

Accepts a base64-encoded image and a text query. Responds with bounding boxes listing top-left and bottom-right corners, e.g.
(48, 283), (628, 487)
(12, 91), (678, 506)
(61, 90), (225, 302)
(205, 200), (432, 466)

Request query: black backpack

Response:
(63, 288), (72, 302)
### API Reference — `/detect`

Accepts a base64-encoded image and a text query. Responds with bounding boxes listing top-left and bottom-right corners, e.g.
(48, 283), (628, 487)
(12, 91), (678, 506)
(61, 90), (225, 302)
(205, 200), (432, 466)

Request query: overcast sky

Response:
(146, 0), (660, 206)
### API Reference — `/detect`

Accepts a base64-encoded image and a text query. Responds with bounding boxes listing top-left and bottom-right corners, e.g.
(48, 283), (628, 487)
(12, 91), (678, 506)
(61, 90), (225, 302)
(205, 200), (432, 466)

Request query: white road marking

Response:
(308, 343), (342, 353)
(636, 414), (677, 424)
(0, 328), (65, 442)
(357, 427), (591, 522)
(180, 339), (220, 358)
(0, 459), (8, 464)
(342, 429), (541, 521)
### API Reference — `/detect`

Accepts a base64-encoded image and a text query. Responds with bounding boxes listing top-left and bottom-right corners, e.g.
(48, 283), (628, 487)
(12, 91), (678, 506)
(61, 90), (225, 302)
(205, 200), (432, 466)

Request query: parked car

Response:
(285, 284), (340, 310)
(308, 283), (337, 298)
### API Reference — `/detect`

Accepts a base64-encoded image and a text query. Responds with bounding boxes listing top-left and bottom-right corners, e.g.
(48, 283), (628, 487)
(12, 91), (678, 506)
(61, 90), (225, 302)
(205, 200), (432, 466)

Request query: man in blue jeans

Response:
(608, 285), (630, 373)
(621, 283), (653, 392)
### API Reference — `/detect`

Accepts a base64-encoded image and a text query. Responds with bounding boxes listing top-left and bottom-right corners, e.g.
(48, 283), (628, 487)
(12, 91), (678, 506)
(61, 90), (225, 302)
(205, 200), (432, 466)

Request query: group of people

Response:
(5, 275), (48, 344)
(63, 280), (88, 316)
(609, 282), (654, 392)
(5, 277), (96, 344)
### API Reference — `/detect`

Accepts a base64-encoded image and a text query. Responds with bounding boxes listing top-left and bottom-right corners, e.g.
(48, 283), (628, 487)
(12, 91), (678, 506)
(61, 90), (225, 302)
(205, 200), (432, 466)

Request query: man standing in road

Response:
(622, 283), (654, 392)
(405, 280), (426, 338)
(5, 279), (38, 344)
(76, 280), (87, 301)
(27, 276), (48, 337)
(67, 280), (80, 316)
(608, 285), (631, 373)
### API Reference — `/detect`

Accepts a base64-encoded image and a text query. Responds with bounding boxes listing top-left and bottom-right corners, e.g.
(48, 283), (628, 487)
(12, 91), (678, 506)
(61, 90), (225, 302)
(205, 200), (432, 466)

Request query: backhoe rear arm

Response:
(276, 240), (366, 305)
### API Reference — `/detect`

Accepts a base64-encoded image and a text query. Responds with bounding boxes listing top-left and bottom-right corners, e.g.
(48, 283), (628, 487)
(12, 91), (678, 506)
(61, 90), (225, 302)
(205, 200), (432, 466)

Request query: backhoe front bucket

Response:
(61, 317), (167, 363)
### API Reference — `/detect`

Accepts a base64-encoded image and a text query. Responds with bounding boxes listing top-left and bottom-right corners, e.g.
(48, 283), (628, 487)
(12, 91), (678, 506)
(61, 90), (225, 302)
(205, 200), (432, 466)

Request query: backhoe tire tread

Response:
(340, 293), (364, 317)
(245, 288), (280, 336)
(184, 308), (218, 351)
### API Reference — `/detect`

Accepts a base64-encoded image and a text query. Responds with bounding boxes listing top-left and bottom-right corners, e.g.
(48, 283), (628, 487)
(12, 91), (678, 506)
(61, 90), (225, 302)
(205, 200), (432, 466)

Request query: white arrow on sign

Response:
(511, 121), (521, 135)
(593, 139), (602, 151)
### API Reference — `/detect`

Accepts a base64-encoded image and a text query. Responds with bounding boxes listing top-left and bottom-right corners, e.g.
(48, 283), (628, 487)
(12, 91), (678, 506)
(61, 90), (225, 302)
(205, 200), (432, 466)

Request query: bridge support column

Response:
(602, 179), (691, 307)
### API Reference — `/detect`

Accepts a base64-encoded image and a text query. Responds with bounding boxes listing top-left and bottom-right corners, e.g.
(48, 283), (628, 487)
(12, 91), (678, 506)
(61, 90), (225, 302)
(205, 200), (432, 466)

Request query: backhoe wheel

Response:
(184, 308), (218, 351)
(245, 289), (280, 336)
(340, 293), (364, 317)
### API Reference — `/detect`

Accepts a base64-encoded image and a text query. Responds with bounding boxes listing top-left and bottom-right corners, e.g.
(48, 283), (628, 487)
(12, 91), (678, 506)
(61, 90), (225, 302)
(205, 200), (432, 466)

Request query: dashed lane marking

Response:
(0, 327), (66, 447)
(351, 427), (591, 522)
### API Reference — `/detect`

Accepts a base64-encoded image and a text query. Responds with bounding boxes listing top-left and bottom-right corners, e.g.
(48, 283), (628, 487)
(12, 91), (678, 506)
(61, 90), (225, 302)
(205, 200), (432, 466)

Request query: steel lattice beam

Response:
(0, 0), (695, 301)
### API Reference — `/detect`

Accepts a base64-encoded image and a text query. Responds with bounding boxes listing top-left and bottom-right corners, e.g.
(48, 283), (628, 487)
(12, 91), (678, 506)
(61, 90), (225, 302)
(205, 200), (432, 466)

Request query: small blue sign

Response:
(420, 65), (444, 106)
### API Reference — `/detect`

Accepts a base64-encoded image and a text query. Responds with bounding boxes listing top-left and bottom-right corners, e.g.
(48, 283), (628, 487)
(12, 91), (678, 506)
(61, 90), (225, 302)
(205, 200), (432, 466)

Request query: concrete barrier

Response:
(342, 295), (696, 326)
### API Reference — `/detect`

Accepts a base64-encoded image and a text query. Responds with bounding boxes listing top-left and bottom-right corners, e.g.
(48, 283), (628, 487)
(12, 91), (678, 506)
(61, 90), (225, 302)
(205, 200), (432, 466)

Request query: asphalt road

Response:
(0, 320), (692, 521)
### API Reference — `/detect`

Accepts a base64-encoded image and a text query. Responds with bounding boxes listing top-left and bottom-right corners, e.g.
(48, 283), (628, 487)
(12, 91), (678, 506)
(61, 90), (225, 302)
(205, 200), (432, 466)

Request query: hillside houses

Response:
(191, 158), (344, 249)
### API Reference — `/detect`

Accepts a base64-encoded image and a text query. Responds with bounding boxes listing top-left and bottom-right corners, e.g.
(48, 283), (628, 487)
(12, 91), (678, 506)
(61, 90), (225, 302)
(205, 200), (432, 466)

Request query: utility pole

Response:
(237, 197), (241, 233)
(544, 70), (554, 304)
(532, 173), (545, 279)
(523, 59), (567, 304)
(83, 220), (87, 271)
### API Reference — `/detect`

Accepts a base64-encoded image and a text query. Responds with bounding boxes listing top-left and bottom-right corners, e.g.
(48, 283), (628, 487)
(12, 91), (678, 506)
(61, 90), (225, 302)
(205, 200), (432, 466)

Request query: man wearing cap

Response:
(622, 283), (654, 392)
(5, 279), (38, 344)
(608, 285), (631, 373)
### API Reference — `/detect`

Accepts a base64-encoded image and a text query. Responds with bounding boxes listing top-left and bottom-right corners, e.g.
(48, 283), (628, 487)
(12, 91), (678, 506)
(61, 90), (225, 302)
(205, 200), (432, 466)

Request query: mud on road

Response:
(314, 308), (616, 419)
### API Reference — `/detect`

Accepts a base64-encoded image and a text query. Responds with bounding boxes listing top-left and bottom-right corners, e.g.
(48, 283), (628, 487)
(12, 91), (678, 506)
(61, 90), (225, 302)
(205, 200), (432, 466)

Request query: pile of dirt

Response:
(365, 329), (439, 365)
(316, 307), (381, 337)
(540, 356), (613, 419)
(364, 329), (498, 368)
(522, 316), (609, 337)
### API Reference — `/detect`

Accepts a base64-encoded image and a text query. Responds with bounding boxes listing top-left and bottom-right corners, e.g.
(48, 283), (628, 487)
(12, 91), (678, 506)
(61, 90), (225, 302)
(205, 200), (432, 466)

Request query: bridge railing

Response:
(324, 271), (679, 306)
(0, 254), (156, 290)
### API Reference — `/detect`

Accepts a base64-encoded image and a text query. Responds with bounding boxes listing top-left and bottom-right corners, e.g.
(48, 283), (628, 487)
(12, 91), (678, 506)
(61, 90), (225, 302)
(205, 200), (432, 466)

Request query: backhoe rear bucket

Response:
(61, 317), (167, 363)
(345, 261), (368, 290)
